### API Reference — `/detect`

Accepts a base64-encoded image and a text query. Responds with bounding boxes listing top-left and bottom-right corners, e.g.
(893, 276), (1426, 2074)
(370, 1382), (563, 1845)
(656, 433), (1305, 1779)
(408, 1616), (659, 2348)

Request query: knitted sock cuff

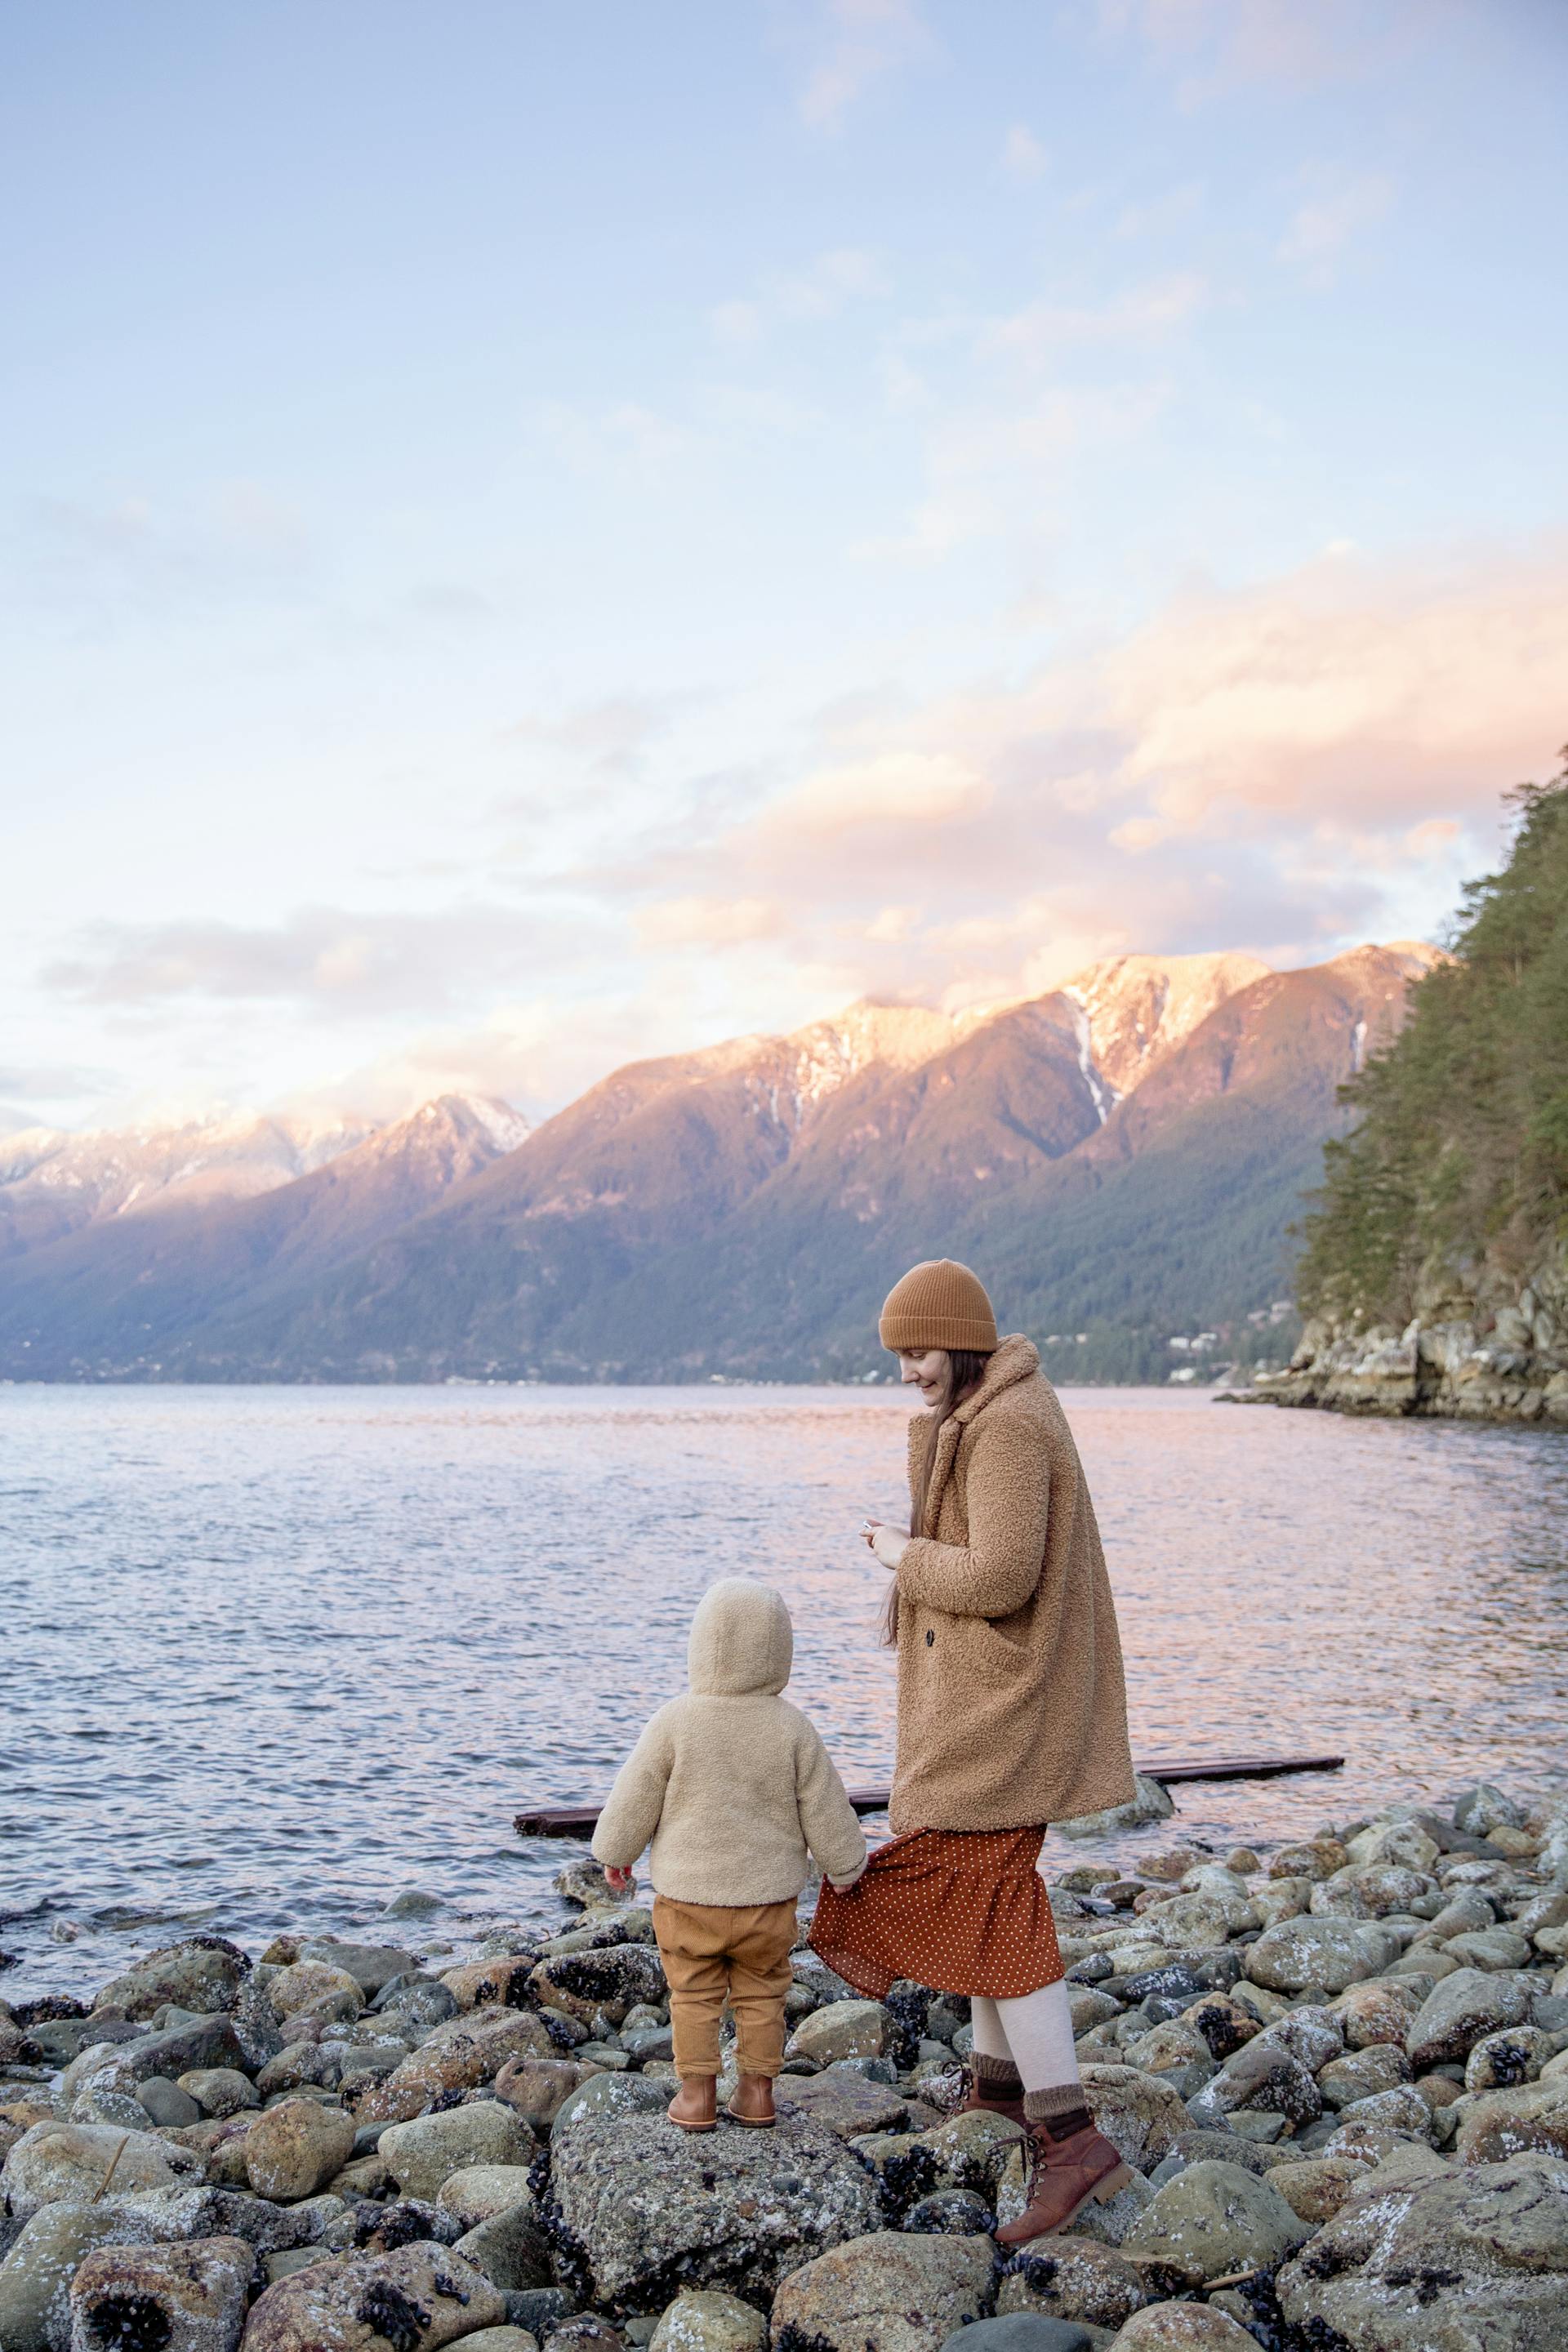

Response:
(973, 2052), (1024, 2092)
(1023, 2086), (1092, 2132)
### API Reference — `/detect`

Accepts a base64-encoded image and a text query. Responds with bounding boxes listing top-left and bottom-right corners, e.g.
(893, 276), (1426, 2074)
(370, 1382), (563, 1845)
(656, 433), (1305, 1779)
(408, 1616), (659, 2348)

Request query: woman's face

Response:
(898, 1348), (951, 1409)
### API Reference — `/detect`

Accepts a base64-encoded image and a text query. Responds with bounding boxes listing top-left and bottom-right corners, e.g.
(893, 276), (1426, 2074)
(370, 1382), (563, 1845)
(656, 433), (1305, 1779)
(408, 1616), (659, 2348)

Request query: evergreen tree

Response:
(1298, 755), (1568, 1329)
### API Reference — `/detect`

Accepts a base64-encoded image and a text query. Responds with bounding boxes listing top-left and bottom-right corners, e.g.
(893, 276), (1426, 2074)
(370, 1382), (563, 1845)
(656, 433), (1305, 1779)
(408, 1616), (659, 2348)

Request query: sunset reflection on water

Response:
(2, 1382), (1564, 1996)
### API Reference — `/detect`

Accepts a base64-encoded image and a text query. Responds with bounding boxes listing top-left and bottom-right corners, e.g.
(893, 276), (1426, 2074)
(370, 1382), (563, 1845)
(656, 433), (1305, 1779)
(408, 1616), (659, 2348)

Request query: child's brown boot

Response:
(726, 2072), (776, 2127)
(667, 2077), (717, 2132)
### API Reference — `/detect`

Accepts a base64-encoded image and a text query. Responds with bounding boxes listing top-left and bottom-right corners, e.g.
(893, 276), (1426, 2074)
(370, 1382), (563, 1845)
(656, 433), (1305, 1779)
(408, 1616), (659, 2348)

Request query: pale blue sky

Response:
(5, 0), (1566, 1129)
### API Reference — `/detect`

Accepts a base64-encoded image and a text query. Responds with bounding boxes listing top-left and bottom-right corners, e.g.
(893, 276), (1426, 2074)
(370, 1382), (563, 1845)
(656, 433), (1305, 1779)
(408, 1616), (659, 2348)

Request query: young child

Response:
(592, 1576), (868, 2132)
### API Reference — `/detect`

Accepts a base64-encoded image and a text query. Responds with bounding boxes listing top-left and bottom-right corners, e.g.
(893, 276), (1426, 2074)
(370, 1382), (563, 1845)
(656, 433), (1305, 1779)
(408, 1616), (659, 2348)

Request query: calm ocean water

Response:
(2, 1383), (1565, 2001)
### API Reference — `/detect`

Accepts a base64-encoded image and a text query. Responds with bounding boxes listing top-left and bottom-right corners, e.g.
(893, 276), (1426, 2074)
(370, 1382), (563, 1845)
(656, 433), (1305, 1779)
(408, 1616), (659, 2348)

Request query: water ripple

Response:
(1, 1383), (1564, 1996)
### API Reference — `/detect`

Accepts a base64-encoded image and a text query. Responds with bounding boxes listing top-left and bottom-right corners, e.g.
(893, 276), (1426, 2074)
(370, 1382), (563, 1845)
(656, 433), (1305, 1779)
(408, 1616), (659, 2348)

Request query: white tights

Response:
(967, 1838), (1080, 2092)
(969, 1982), (1080, 2091)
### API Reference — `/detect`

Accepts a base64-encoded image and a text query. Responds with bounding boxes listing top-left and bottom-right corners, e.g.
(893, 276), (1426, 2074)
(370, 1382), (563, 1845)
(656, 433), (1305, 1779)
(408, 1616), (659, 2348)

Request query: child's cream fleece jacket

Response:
(591, 1578), (868, 1907)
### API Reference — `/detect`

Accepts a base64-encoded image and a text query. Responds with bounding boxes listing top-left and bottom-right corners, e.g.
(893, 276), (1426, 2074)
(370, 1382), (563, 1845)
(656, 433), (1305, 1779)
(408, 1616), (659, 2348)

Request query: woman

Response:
(810, 1257), (1138, 2240)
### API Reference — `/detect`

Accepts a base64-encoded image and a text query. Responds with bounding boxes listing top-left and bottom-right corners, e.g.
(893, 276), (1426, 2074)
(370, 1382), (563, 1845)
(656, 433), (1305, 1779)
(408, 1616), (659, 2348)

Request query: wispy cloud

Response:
(503, 696), (675, 778)
(710, 247), (889, 345)
(1277, 167), (1393, 284)
(1094, 0), (1434, 100)
(42, 902), (599, 1016)
(988, 271), (1209, 358)
(796, 0), (935, 127)
(1000, 124), (1049, 182)
(601, 537), (1568, 1015)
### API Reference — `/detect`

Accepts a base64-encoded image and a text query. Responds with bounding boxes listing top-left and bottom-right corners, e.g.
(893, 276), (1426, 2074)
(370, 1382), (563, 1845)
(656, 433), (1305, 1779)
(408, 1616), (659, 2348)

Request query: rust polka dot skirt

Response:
(808, 1825), (1064, 2002)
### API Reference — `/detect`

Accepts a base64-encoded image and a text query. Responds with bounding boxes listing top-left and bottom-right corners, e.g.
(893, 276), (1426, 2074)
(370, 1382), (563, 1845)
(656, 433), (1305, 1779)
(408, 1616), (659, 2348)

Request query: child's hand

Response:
(604, 1864), (635, 1894)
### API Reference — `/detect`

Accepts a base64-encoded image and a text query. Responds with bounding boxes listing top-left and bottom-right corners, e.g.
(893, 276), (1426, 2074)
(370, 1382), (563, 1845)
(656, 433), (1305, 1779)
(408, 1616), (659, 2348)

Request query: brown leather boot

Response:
(959, 2057), (1027, 2130)
(994, 2113), (1134, 2243)
(726, 2072), (777, 2127)
(666, 2076), (717, 2132)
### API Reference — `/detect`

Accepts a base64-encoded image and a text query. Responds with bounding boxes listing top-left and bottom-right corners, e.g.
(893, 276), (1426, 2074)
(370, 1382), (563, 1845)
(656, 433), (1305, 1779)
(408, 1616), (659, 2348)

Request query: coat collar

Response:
(953, 1332), (1040, 1423)
(920, 1334), (1040, 1534)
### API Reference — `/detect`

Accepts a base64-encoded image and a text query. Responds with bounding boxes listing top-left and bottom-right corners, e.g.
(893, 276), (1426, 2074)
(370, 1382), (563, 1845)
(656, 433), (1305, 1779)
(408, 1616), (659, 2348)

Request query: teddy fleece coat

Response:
(591, 1578), (868, 1906)
(890, 1333), (1135, 1833)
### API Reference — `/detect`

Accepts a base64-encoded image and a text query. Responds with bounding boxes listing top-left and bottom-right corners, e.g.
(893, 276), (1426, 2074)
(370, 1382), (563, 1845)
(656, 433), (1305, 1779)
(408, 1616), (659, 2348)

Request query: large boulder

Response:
(527, 1946), (666, 2028)
(992, 2238), (1148, 2328)
(451, 2202), (553, 2293)
(180, 2069), (261, 2120)
(434, 2167), (540, 2230)
(1345, 1820), (1440, 1872)
(492, 2056), (599, 2133)
(768, 2230), (995, 2352)
(1276, 2150), (1568, 2350)
(1267, 2154), (1379, 2225)
(777, 2068), (910, 2139)
(379, 2102), (534, 2201)
(67, 2237), (256, 2352)
(439, 1958), (540, 2013)
(1112, 2309), (1258, 2348)
(1186, 2041), (1321, 2129)
(239, 2242), (505, 2350)
(785, 1999), (889, 2066)
(92, 1940), (250, 2021)
(0, 2205), (124, 2352)
(268, 1961), (364, 2020)
(1055, 1773), (1174, 1839)
(1406, 1967), (1536, 2069)
(1128, 1892), (1249, 1953)
(243, 2099), (357, 2202)
(1076, 2065), (1192, 2173)
(1455, 2078), (1568, 2165)
(1122, 2160), (1309, 2286)
(548, 2078), (878, 2306)
(1, 2122), (203, 2221)
(1445, 1928), (1534, 1971)
(65, 2016), (247, 2105)
(356, 2009), (558, 2126)
(299, 1941), (417, 1998)
(1332, 1980), (1423, 2050)
(1318, 2045), (1413, 2108)
(648, 2288), (765, 2350)
(1245, 1918), (1396, 1997)
(912, 2110), (1022, 2197)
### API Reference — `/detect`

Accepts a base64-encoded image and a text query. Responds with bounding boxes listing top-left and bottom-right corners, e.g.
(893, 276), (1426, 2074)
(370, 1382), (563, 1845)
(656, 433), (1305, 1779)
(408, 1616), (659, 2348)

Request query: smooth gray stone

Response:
(136, 2075), (203, 2127)
(941, 2319), (1093, 2351)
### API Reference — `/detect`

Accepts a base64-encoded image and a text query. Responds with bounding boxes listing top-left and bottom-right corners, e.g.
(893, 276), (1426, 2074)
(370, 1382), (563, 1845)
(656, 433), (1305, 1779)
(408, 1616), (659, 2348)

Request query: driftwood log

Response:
(514, 1751), (1345, 1839)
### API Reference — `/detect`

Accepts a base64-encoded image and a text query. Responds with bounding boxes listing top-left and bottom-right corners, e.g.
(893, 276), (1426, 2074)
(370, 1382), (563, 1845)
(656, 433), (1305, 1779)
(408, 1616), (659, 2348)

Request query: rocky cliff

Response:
(1250, 1242), (1568, 1423)
(1252, 764), (1568, 1428)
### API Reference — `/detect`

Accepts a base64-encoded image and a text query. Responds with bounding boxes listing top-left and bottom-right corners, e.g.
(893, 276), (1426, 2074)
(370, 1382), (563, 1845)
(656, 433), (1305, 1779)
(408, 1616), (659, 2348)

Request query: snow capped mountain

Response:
(1058, 951), (1273, 1105)
(0, 1095), (528, 1269)
(0, 1109), (381, 1261)
(0, 945), (1438, 1380)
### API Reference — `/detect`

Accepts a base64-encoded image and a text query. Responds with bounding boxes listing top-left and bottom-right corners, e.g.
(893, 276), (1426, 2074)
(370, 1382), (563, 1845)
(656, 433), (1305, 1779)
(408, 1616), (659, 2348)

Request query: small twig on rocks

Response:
(91, 2132), (131, 2203)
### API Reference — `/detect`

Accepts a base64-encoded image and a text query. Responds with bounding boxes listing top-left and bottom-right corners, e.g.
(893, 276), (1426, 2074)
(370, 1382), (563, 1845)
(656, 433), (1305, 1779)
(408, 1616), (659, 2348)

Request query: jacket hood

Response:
(688, 1577), (793, 1696)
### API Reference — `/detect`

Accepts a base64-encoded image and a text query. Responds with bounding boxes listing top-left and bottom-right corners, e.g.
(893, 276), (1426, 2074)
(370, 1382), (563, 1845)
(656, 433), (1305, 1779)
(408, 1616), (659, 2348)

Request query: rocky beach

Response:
(4, 1779), (1568, 2352)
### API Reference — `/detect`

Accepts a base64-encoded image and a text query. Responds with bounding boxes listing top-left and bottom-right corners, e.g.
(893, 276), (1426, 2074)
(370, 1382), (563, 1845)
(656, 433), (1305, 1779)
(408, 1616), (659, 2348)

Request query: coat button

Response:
(925, 1628), (934, 1646)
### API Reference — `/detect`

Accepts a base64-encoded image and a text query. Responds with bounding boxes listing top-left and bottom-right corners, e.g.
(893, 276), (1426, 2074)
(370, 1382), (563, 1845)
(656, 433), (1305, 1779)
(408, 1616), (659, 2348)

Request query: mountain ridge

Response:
(0, 940), (1437, 1383)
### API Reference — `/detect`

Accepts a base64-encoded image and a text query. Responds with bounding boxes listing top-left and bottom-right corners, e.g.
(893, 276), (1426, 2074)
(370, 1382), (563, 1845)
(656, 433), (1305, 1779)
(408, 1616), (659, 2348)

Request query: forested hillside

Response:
(1267, 761), (1568, 1423)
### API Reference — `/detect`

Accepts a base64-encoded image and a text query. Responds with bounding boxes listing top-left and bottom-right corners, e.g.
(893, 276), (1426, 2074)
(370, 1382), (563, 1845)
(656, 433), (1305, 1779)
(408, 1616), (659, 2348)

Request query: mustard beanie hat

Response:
(879, 1258), (999, 1352)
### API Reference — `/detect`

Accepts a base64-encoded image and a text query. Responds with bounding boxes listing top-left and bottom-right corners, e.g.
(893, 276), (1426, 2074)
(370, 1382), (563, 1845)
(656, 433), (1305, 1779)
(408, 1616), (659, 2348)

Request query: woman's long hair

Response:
(880, 1347), (992, 1646)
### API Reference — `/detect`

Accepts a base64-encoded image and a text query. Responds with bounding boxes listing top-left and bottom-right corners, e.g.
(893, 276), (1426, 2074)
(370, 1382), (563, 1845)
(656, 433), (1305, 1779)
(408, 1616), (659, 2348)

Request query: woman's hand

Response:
(863, 1518), (909, 1571)
(603, 1864), (635, 1894)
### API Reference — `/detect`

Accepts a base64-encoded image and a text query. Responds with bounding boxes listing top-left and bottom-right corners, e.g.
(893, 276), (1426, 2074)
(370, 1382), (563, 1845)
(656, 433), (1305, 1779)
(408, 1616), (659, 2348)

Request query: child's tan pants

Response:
(652, 1893), (798, 2079)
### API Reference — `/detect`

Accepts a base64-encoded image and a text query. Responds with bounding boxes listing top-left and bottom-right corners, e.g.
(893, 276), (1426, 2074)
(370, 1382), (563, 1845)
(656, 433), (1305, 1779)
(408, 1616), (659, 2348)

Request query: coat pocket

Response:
(963, 1617), (1035, 1689)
